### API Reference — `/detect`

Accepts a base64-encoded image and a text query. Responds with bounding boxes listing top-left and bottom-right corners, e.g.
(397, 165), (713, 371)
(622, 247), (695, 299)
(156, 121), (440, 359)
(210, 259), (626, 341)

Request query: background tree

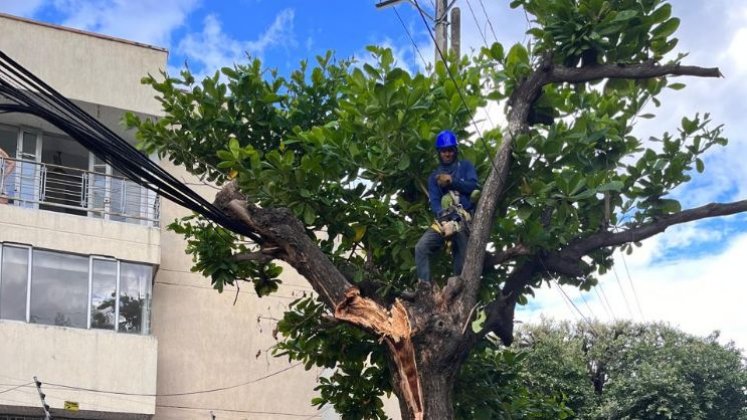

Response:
(125, 1), (744, 418)
(515, 320), (747, 419)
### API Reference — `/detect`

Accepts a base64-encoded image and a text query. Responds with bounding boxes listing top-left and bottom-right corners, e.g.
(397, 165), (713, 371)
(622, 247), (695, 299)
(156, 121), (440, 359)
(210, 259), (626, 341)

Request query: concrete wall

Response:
(0, 205), (160, 264)
(0, 321), (157, 418)
(151, 162), (328, 419)
(0, 12), (401, 420)
(0, 13), (167, 116)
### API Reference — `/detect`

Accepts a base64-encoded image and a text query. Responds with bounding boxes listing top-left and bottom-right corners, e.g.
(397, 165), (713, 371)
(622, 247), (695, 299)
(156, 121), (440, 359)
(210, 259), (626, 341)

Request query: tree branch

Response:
(549, 62), (723, 84)
(214, 181), (354, 309)
(457, 56), (554, 313)
(484, 244), (532, 267)
(231, 249), (278, 264)
(564, 200), (747, 258)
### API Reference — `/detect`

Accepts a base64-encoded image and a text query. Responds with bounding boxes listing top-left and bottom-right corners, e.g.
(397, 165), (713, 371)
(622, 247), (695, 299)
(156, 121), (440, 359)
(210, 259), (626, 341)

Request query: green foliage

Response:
(455, 341), (574, 419)
(511, 0), (682, 65)
(127, 1), (733, 417)
(274, 297), (392, 419)
(516, 320), (747, 419)
(168, 215), (282, 295)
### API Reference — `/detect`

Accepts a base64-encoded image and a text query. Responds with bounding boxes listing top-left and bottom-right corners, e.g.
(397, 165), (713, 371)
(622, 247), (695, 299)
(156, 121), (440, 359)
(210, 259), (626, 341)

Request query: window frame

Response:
(0, 243), (153, 334)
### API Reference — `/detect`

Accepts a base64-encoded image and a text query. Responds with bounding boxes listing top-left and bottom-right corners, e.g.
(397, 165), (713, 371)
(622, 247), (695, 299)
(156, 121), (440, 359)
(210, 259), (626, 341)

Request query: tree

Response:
(515, 320), (747, 419)
(125, 1), (744, 418)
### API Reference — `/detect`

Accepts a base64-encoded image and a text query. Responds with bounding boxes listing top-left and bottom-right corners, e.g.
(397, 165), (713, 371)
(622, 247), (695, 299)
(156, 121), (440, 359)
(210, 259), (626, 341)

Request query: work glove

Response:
(436, 173), (452, 187)
(441, 220), (458, 238)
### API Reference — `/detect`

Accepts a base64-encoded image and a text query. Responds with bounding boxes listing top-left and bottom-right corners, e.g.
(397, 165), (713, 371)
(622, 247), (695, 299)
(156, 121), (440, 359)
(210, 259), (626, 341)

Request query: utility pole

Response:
(450, 7), (461, 59)
(375, 0), (461, 64)
(34, 376), (52, 420)
(434, 0), (448, 62)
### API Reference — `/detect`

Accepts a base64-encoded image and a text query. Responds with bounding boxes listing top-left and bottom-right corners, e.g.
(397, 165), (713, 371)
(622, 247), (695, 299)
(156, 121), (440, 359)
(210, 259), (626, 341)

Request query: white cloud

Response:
(727, 28), (747, 74)
(47, 0), (201, 48)
(518, 231), (747, 351)
(351, 38), (417, 75)
(0, 0), (47, 17)
(177, 9), (296, 75)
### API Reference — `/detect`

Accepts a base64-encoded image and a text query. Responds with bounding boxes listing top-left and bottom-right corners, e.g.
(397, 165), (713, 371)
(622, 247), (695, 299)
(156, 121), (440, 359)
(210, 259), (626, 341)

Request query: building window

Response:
(30, 250), (89, 328)
(91, 258), (117, 330)
(0, 244), (153, 334)
(0, 245), (29, 321)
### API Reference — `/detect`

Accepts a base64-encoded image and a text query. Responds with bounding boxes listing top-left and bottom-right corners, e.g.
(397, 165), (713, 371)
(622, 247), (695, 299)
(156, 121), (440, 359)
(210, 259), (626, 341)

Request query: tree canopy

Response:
(122, 0), (744, 418)
(514, 320), (747, 419)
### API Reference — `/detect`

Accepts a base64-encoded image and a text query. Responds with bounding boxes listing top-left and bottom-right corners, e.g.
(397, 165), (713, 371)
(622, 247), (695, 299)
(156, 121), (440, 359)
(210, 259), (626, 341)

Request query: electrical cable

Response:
(477, 0), (500, 43)
(611, 263), (634, 318)
(539, 260), (599, 334)
(392, 5), (429, 70)
(0, 50), (262, 244)
(619, 250), (645, 320)
(41, 362), (302, 398)
(155, 404), (319, 418)
(0, 382), (33, 395)
(464, 0), (489, 47)
(594, 283), (615, 320)
(411, 0), (502, 175)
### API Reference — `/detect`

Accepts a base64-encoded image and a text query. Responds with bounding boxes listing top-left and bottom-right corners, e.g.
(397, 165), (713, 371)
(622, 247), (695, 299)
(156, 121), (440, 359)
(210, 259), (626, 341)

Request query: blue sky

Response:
(2, 0), (747, 349)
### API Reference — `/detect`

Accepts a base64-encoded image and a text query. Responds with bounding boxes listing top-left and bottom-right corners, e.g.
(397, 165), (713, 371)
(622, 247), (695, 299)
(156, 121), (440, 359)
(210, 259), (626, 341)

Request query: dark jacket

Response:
(427, 159), (478, 216)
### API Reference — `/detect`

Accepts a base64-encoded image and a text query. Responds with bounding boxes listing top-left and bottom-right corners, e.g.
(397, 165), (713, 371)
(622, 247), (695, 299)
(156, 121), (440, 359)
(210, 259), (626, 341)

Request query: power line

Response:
(619, 250), (645, 320)
(392, 5), (429, 70)
(0, 382), (32, 395)
(43, 362), (302, 398)
(411, 0), (501, 173)
(553, 280), (594, 330)
(464, 0), (489, 47)
(156, 404), (319, 418)
(477, 0), (500, 43)
(594, 283), (615, 320)
(539, 260), (599, 332)
(611, 264), (634, 318)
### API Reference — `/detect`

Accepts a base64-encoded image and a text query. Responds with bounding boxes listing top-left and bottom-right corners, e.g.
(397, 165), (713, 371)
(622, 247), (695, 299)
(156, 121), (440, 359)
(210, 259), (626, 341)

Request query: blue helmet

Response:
(435, 130), (458, 149)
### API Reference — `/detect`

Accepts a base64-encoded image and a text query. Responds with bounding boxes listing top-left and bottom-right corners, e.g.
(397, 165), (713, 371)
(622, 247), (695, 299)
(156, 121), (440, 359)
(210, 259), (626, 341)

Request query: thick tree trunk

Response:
(418, 370), (457, 419)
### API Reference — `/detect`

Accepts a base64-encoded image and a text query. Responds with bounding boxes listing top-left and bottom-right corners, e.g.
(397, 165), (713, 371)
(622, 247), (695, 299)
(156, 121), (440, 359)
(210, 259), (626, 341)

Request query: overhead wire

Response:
(0, 382), (32, 395)
(594, 283), (616, 320)
(156, 404), (320, 418)
(477, 0), (500, 43)
(611, 263), (634, 319)
(392, 5), (429, 70)
(411, 0), (502, 174)
(0, 50), (261, 243)
(39, 362), (302, 398)
(538, 260), (600, 333)
(619, 249), (645, 320)
(464, 0), (490, 47)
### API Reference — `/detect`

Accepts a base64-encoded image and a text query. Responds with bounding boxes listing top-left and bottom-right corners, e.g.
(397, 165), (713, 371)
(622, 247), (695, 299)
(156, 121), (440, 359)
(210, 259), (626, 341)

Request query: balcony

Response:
(1, 156), (158, 226)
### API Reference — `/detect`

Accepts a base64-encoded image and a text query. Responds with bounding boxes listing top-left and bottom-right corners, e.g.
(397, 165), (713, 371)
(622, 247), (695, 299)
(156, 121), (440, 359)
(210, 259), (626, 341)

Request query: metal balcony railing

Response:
(1, 156), (159, 226)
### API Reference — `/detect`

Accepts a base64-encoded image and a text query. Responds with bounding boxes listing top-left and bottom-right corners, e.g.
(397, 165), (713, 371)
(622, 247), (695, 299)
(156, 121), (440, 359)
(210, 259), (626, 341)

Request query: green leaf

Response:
(506, 43), (529, 67)
(597, 181), (624, 192)
(612, 10), (639, 22)
(659, 198), (682, 213)
(650, 4), (672, 23)
(695, 158), (704, 173)
(489, 42), (505, 61)
(652, 18), (681, 38)
(668, 82), (686, 90)
(303, 206), (316, 225)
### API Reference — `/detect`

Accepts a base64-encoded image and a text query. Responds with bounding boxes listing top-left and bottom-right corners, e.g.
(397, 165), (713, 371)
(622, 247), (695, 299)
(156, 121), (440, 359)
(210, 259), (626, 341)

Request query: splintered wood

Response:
(335, 288), (424, 420)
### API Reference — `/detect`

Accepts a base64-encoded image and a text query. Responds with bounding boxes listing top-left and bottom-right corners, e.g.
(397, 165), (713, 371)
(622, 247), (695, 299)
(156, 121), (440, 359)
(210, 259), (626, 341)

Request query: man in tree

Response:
(3, 1), (743, 417)
(414, 130), (478, 287)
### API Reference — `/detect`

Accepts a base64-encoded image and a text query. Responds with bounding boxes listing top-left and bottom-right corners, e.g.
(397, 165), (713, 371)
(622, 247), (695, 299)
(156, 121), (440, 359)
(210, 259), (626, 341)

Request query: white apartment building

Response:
(0, 13), (329, 420)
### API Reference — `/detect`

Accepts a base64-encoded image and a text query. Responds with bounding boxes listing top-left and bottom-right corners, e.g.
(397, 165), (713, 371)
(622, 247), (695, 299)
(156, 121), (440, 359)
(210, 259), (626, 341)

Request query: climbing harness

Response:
(431, 190), (471, 239)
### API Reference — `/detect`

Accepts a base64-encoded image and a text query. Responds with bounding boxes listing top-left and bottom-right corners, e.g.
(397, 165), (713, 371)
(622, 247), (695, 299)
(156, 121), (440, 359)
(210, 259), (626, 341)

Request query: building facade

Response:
(0, 13), (333, 420)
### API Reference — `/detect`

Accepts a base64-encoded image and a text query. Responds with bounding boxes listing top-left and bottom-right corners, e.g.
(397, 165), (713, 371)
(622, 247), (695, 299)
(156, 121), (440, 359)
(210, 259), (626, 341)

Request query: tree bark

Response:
(419, 370), (457, 419)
